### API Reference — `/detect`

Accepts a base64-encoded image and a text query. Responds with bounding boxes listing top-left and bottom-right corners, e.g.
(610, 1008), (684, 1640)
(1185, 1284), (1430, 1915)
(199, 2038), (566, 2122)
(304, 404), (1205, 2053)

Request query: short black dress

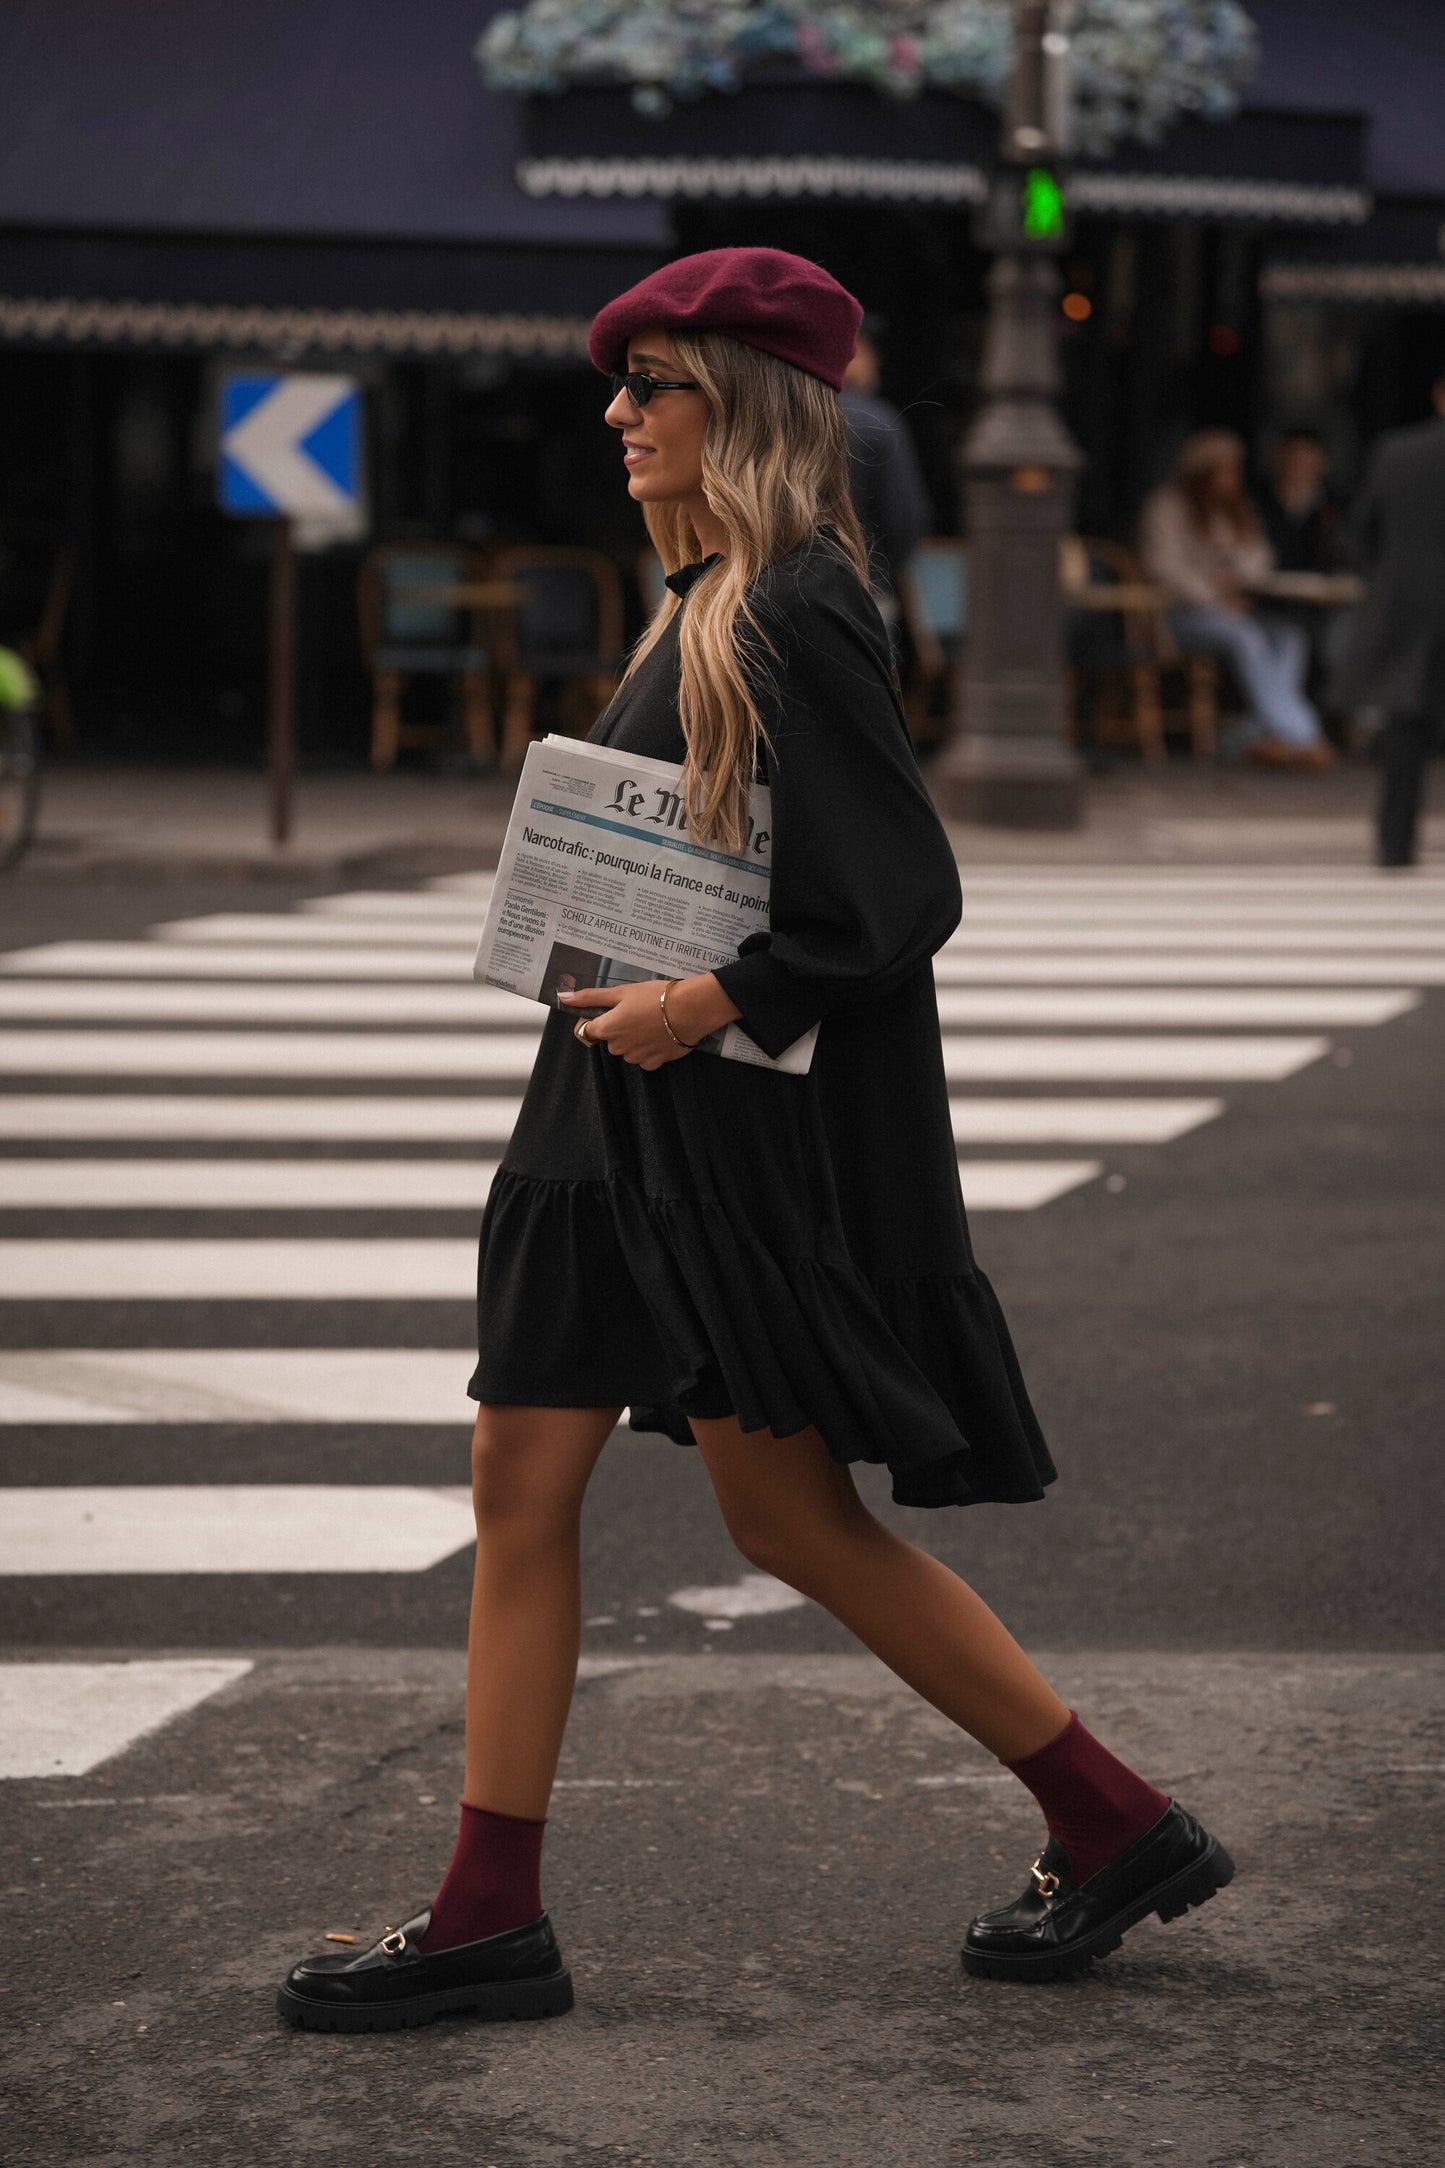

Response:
(468, 534), (1056, 1509)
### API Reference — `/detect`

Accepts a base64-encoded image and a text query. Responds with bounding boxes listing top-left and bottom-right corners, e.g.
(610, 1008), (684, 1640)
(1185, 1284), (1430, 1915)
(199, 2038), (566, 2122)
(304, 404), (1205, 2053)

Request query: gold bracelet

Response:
(659, 982), (703, 1050)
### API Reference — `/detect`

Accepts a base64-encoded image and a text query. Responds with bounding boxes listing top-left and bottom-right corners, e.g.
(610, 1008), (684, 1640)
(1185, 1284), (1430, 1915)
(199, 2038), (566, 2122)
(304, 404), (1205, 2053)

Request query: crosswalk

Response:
(3, 860), (1442, 1776)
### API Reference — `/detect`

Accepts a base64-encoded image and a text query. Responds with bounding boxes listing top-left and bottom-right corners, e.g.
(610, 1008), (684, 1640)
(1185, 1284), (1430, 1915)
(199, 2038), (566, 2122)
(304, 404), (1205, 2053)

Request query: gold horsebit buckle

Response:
(1030, 1856), (1062, 1901)
(378, 1928), (408, 1955)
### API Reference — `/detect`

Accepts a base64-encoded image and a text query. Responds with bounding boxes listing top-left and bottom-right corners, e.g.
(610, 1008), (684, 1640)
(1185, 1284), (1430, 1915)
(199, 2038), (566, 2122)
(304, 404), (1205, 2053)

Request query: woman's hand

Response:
(560, 973), (741, 1070)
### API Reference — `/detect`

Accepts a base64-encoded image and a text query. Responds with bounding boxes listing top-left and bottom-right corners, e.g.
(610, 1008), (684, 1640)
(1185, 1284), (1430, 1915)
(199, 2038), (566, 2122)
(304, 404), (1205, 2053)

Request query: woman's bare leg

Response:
(464, 1402), (622, 1815)
(689, 1413), (1069, 1763)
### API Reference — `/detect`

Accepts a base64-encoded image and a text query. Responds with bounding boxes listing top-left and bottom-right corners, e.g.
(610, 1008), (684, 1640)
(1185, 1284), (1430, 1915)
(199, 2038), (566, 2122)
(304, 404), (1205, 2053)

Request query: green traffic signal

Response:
(1022, 166), (1067, 241)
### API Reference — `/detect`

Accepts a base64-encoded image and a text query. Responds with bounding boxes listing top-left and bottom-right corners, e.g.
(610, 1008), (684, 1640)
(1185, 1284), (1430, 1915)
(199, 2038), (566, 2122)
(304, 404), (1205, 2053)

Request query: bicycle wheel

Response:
(0, 706), (41, 872)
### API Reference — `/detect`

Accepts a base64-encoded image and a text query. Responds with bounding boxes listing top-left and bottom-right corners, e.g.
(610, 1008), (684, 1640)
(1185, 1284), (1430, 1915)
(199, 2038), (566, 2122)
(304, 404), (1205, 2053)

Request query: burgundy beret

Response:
(589, 246), (863, 394)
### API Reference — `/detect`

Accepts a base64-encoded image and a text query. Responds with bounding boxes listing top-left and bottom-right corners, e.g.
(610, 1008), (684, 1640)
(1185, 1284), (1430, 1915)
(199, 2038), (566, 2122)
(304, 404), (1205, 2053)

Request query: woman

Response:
(1139, 429), (1334, 769)
(278, 249), (1234, 2031)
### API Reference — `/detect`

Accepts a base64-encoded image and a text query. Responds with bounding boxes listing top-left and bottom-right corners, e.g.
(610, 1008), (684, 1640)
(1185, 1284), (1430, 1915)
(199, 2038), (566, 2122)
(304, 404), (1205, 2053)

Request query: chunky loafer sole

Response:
(276, 1965), (574, 2033)
(277, 1905), (574, 2032)
(962, 1804), (1235, 1983)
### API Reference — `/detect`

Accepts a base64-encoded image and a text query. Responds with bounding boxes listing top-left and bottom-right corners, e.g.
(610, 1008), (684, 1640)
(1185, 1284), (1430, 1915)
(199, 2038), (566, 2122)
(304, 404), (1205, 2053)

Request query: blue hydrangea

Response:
(476, 1), (1258, 150)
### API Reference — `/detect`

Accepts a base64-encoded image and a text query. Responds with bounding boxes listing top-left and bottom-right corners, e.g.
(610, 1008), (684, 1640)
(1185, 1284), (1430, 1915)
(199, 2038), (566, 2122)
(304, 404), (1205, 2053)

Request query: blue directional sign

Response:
(219, 373), (361, 519)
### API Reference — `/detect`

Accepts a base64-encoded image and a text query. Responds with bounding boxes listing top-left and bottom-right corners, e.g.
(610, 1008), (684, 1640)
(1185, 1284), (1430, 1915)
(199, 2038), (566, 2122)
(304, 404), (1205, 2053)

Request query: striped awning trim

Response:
(1069, 173), (1369, 225)
(518, 155), (988, 205)
(1261, 261), (1445, 305)
(0, 294), (594, 357)
(518, 155), (1370, 226)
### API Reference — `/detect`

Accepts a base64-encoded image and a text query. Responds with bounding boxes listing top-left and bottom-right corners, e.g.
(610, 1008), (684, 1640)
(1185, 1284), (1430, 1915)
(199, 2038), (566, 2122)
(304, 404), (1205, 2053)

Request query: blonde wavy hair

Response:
(618, 329), (871, 855)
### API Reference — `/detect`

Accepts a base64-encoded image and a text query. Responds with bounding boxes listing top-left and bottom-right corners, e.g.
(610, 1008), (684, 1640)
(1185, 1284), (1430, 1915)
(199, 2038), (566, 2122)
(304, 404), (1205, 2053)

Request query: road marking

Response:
(939, 925), (1445, 951)
(0, 982), (1393, 1033)
(305, 887), (1445, 925)
(0, 1095), (526, 1141)
(0, 1239), (480, 1298)
(0, 1348), (477, 1423)
(932, 953), (1445, 985)
(0, 1030), (547, 1076)
(10, 941), (1443, 987)
(0, 1028), (1327, 1081)
(0, 981), (539, 1025)
(299, 890), (494, 917)
(933, 989), (1414, 1027)
(426, 873), (496, 895)
(0, 1159), (505, 1209)
(947, 1098), (1220, 1143)
(0, 1155), (1097, 1213)
(0, 1486), (476, 1574)
(152, 915), (481, 944)
(668, 1573), (808, 1619)
(913, 1772), (1016, 1786)
(942, 869), (1445, 890)
(0, 1093), (1217, 1146)
(956, 1160), (1100, 1207)
(0, 943), (486, 980)
(941, 1035), (1327, 1082)
(0, 1659), (253, 1779)
(143, 911), (1445, 951)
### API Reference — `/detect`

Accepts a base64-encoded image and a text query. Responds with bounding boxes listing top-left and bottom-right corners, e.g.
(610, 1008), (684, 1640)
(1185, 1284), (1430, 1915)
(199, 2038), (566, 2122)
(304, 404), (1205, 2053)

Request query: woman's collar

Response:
(664, 552), (724, 598)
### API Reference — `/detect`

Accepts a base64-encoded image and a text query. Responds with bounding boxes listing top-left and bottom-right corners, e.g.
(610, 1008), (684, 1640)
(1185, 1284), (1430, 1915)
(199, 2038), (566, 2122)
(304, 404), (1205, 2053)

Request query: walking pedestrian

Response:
(277, 247), (1234, 2033)
(841, 313), (931, 624)
(1139, 430), (1334, 769)
(1333, 369), (1445, 867)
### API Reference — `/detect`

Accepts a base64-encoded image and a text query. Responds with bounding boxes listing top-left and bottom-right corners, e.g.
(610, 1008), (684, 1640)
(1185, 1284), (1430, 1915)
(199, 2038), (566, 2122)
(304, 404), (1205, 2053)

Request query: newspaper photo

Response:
(473, 735), (817, 1074)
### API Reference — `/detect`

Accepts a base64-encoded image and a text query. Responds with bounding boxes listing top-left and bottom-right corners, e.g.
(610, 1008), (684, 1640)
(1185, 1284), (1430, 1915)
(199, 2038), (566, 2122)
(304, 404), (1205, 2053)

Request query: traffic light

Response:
(975, 163), (1072, 253)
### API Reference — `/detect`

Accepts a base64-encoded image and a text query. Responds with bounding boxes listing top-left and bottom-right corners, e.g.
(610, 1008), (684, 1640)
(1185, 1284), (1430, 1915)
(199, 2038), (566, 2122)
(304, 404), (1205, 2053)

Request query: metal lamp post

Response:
(934, 0), (1085, 828)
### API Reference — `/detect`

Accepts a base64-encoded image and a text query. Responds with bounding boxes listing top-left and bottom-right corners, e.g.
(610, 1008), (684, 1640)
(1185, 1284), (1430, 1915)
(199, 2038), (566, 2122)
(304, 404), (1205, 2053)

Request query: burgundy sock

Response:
(1006, 1711), (1170, 1886)
(418, 1802), (546, 1952)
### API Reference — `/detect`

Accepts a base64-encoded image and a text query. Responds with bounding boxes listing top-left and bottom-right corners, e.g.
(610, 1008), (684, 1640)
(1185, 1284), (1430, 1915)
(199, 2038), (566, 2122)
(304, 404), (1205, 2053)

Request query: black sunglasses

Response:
(610, 369), (700, 407)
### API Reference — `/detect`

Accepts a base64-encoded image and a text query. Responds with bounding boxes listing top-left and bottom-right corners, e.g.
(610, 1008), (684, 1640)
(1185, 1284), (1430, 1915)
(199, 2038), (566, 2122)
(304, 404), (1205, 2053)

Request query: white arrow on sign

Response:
(221, 376), (357, 520)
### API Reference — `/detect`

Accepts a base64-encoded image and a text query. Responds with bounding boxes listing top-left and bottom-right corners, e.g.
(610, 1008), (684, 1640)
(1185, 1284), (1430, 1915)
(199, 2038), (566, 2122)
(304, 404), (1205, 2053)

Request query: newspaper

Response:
(472, 735), (817, 1074)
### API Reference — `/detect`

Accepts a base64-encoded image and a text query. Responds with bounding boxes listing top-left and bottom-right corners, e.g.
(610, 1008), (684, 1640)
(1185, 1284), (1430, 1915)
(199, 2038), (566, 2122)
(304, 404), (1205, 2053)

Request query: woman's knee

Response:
(704, 1445), (877, 1587)
(469, 1403), (615, 1534)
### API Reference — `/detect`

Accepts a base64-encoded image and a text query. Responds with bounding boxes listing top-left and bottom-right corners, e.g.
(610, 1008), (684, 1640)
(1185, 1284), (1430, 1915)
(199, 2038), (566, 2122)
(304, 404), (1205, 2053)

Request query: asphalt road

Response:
(2, 863), (1442, 2165)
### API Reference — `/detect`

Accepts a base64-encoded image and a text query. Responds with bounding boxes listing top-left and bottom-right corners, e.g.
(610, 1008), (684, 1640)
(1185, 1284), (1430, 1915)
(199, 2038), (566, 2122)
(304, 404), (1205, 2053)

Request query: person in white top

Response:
(1139, 429), (1333, 769)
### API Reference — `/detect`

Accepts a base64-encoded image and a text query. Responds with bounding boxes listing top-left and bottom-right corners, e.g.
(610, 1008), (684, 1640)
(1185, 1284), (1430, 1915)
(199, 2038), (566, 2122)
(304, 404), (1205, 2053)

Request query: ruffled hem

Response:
(471, 1167), (1055, 1511)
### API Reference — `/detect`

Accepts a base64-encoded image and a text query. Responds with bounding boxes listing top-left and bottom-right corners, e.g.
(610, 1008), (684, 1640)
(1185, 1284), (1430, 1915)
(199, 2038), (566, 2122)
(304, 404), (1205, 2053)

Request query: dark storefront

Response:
(2, 0), (1443, 764)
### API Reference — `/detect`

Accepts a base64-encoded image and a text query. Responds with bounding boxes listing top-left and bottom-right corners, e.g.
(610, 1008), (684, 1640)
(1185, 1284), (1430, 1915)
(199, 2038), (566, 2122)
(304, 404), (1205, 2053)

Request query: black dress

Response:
(468, 534), (1056, 1509)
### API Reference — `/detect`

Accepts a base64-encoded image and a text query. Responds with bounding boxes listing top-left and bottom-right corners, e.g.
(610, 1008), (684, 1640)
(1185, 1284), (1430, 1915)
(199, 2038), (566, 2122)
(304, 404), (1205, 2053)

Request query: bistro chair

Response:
(1062, 537), (1221, 764)
(491, 546), (624, 770)
(897, 539), (968, 746)
(358, 543), (497, 769)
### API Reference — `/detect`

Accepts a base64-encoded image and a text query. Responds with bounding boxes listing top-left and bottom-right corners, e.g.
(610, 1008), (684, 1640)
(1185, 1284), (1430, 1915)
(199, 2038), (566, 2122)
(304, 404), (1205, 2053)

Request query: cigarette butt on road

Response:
(323, 1932), (358, 1945)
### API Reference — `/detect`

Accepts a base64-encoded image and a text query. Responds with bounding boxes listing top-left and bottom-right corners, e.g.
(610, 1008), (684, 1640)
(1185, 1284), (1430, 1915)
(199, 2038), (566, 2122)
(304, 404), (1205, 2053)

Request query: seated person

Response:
(1139, 430), (1334, 770)
(1261, 428), (1345, 575)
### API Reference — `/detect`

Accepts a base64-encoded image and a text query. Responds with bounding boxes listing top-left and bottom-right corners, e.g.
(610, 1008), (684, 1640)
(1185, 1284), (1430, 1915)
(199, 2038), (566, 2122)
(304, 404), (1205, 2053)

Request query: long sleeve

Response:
(1346, 447), (1386, 574)
(844, 391), (932, 595)
(1227, 527), (1275, 586)
(711, 546), (962, 1060)
(1139, 489), (1217, 607)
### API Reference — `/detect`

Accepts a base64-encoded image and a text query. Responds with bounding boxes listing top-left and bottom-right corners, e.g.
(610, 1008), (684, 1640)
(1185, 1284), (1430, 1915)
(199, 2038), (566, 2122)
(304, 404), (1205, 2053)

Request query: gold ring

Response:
(573, 1015), (595, 1047)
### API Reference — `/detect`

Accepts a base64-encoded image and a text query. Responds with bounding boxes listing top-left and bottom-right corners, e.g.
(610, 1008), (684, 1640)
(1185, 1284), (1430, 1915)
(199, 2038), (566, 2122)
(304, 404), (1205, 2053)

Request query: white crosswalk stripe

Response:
(0, 1092), (1220, 1145)
(0, 1348), (476, 1424)
(0, 979), (1413, 1029)
(11, 939), (1445, 986)
(0, 1026), (1329, 1081)
(1, 1155), (1097, 1215)
(0, 1486), (475, 1574)
(0, 1660), (254, 1778)
(1, 859), (1440, 1658)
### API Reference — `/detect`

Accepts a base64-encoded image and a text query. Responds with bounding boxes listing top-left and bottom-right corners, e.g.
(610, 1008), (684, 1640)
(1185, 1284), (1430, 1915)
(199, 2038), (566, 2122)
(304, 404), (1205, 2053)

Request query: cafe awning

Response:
(518, 85), (1370, 229)
(0, 0), (666, 357)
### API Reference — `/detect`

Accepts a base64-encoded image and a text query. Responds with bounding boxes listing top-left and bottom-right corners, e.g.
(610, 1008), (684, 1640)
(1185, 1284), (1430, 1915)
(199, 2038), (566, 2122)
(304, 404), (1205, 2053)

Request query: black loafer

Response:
(961, 1800), (1234, 1982)
(277, 1907), (574, 2032)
